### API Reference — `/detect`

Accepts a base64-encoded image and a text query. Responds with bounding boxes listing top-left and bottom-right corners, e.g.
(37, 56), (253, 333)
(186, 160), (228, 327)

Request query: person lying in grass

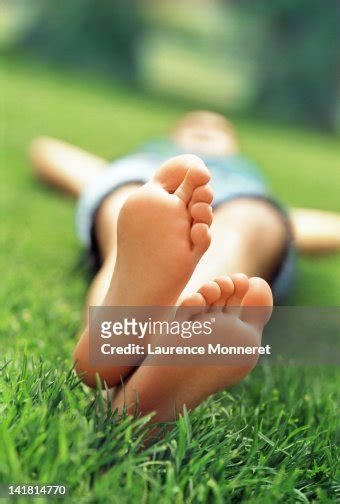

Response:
(29, 111), (340, 423)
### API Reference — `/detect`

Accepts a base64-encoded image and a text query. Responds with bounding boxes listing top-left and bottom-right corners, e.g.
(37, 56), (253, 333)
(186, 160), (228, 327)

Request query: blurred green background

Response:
(1, 0), (339, 130)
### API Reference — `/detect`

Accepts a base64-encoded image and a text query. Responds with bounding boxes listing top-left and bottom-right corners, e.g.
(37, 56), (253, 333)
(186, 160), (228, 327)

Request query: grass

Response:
(0, 56), (339, 503)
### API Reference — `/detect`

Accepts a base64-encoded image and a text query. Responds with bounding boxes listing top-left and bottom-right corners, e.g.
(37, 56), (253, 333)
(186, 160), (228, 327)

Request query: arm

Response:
(29, 137), (107, 197)
(289, 208), (340, 254)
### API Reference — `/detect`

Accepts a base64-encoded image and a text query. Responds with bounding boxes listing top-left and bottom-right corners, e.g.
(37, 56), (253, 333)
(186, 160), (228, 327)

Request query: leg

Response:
(29, 137), (141, 307)
(79, 192), (285, 390)
(109, 198), (283, 421)
(29, 137), (107, 196)
(290, 207), (340, 254)
(179, 198), (287, 302)
(85, 184), (141, 310)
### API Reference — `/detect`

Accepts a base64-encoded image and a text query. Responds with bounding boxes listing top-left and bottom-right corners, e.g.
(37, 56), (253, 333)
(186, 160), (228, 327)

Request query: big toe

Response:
(154, 154), (210, 199)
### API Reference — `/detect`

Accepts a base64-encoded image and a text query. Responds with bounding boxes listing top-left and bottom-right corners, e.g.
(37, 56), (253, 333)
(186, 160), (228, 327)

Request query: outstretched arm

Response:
(29, 138), (340, 255)
(290, 208), (340, 254)
(29, 137), (107, 197)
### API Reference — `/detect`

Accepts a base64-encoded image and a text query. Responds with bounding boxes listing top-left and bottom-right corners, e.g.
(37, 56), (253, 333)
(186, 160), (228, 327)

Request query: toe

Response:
(212, 276), (234, 307)
(191, 223), (211, 252)
(189, 184), (214, 211)
(190, 202), (213, 226)
(226, 273), (249, 307)
(239, 277), (273, 329)
(174, 155), (211, 204)
(177, 292), (206, 321)
(153, 155), (193, 192)
(198, 280), (221, 305)
(180, 292), (206, 307)
(153, 154), (208, 193)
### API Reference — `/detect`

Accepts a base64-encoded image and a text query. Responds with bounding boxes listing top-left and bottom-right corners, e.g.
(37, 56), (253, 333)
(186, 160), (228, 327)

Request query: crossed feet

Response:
(75, 154), (273, 422)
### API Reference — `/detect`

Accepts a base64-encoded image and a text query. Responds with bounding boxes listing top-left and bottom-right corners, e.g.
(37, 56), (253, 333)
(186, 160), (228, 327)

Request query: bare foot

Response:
(105, 154), (213, 307)
(74, 154), (213, 387)
(111, 275), (273, 422)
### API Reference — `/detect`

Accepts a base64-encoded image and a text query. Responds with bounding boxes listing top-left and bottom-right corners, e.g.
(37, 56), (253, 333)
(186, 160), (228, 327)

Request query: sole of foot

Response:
(74, 154), (213, 389)
(105, 154), (213, 307)
(111, 274), (273, 422)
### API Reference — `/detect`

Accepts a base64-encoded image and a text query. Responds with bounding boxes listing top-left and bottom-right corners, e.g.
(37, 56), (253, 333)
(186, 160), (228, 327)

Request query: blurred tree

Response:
(227, 0), (339, 130)
(8, 0), (339, 130)
(18, 0), (143, 81)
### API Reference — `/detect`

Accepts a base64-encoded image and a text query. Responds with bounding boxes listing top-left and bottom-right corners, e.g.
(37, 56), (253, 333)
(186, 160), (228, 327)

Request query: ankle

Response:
(217, 198), (288, 280)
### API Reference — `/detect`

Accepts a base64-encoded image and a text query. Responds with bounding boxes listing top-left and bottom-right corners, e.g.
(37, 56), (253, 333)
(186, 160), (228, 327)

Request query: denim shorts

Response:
(76, 140), (296, 304)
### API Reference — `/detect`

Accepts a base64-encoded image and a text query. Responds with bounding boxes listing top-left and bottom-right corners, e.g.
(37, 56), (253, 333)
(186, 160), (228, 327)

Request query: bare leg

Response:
(28, 136), (141, 308)
(107, 195), (284, 423)
(85, 184), (141, 310)
(89, 195), (287, 315)
(90, 191), (287, 311)
(29, 137), (107, 196)
(28, 137), (140, 311)
(290, 208), (340, 254)
(179, 198), (287, 302)
(75, 185), (286, 391)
